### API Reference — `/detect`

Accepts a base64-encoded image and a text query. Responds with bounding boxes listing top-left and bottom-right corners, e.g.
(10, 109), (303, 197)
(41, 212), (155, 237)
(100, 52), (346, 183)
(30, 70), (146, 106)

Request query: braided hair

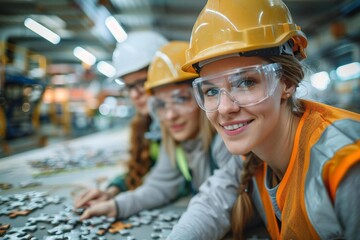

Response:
(125, 113), (153, 189)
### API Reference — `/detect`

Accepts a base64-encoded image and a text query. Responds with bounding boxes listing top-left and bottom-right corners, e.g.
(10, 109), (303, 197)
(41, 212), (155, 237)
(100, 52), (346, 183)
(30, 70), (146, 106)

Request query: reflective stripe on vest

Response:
(150, 141), (160, 161)
(176, 146), (192, 181)
(305, 119), (360, 239)
(175, 144), (218, 183)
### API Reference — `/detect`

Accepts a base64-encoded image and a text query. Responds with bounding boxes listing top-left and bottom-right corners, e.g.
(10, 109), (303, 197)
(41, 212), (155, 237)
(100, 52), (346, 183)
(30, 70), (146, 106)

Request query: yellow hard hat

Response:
(145, 41), (199, 93)
(182, 0), (308, 73)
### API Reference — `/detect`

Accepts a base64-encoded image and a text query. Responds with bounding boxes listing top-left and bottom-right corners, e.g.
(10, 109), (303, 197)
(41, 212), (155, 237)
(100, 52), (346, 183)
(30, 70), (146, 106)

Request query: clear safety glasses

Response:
(192, 63), (282, 112)
(120, 78), (146, 95)
(148, 88), (196, 120)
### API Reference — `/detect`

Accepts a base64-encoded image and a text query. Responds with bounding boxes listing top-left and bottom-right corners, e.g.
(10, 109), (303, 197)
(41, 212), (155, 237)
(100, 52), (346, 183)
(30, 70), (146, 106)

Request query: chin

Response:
(222, 138), (249, 155)
(138, 108), (148, 116)
(172, 134), (187, 142)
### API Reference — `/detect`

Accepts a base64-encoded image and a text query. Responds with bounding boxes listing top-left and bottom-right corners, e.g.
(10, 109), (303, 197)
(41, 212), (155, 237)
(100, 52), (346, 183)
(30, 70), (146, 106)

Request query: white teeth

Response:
(223, 122), (247, 130)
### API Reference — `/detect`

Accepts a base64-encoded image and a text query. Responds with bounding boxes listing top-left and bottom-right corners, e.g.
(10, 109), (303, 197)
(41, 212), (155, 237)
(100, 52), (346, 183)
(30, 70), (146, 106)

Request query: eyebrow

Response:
(125, 78), (146, 87)
(202, 81), (216, 86)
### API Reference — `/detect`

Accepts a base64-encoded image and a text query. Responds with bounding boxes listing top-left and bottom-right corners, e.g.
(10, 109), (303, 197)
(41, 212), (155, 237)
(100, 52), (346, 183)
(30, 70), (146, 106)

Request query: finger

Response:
(88, 195), (109, 206)
(75, 189), (101, 208)
(74, 191), (90, 207)
(80, 208), (92, 221)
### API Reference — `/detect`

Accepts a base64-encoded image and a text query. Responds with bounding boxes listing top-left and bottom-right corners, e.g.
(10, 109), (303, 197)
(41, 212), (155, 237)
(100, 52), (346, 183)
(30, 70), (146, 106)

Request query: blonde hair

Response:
(162, 102), (215, 165)
(231, 55), (305, 239)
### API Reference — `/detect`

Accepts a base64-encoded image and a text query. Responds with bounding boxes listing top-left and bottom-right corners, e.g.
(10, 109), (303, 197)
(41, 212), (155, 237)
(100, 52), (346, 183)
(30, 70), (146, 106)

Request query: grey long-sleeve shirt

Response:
(167, 155), (244, 240)
(167, 160), (360, 240)
(114, 134), (234, 219)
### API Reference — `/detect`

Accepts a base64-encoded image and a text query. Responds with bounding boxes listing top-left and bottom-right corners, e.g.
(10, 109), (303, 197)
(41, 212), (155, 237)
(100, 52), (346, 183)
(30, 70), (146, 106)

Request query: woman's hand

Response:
(74, 187), (119, 209)
(79, 199), (117, 220)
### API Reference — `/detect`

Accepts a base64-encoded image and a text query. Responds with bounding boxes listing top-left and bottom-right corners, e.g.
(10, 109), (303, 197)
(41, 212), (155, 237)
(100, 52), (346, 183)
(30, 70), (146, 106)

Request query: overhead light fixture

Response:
(105, 16), (127, 43)
(310, 71), (330, 91)
(336, 62), (360, 81)
(73, 47), (96, 66)
(97, 61), (116, 77)
(24, 18), (61, 44)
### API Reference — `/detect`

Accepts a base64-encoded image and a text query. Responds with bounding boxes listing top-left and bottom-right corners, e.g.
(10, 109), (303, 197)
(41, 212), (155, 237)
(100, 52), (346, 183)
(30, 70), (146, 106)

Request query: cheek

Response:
(161, 118), (171, 130)
(206, 112), (217, 127)
(189, 109), (201, 129)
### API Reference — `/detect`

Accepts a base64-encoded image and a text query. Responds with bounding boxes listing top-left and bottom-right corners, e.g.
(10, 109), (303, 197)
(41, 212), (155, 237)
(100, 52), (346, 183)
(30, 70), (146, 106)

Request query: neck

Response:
(254, 107), (300, 181)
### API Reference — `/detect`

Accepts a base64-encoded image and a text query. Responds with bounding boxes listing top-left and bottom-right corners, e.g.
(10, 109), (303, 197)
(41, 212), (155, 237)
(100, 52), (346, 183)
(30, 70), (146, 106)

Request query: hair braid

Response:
(232, 153), (262, 240)
(126, 113), (152, 189)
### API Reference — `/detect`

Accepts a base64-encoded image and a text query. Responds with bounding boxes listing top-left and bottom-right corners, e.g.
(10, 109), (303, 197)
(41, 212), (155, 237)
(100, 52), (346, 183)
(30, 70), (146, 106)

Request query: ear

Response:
(281, 81), (296, 99)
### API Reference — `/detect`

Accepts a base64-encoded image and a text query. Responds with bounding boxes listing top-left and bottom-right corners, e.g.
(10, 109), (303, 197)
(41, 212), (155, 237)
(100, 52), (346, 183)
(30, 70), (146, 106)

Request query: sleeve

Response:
(107, 174), (128, 192)
(114, 144), (185, 219)
(167, 154), (243, 240)
(211, 134), (234, 168)
(335, 161), (360, 239)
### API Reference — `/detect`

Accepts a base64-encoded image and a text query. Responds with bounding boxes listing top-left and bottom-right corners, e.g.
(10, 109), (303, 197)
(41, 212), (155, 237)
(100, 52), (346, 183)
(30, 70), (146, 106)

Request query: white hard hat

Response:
(112, 30), (168, 81)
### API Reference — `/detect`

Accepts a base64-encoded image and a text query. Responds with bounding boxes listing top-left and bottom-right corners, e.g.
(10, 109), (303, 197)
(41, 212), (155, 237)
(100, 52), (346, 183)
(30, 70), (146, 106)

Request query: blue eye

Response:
(230, 75), (256, 90)
(155, 100), (166, 109)
(173, 95), (191, 104)
(205, 88), (220, 97)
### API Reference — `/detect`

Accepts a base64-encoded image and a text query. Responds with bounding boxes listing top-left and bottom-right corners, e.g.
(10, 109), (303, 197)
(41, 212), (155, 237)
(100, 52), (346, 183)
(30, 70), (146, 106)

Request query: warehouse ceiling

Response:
(0, 0), (359, 67)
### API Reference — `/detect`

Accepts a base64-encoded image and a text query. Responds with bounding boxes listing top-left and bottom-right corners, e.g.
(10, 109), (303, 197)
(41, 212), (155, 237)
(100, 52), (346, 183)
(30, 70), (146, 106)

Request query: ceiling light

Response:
(105, 16), (127, 43)
(336, 62), (360, 81)
(310, 71), (330, 91)
(24, 18), (61, 44)
(97, 61), (116, 77)
(73, 47), (96, 66)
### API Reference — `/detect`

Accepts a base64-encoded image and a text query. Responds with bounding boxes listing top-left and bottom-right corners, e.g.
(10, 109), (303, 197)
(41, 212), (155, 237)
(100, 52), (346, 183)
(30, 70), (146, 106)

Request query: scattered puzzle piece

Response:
(0, 182), (12, 190)
(0, 224), (10, 236)
(19, 180), (42, 188)
(108, 221), (132, 234)
(8, 210), (31, 218)
(0, 191), (184, 239)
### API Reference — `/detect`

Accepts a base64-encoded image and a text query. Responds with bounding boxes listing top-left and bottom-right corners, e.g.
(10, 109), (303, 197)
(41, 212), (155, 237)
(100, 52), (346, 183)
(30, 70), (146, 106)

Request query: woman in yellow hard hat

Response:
(78, 41), (234, 221)
(74, 31), (167, 209)
(168, 0), (360, 240)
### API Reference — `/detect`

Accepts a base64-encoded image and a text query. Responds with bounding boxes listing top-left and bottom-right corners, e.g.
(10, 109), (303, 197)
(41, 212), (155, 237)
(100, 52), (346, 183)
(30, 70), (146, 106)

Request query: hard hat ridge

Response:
(182, 0), (308, 73)
(144, 41), (199, 93)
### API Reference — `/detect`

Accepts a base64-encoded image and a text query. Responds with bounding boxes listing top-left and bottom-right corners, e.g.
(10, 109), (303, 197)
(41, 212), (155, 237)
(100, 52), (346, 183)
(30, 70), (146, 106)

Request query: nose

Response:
(163, 106), (178, 120)
(217, 90), (240, 114)
(129, 88), (141, 99)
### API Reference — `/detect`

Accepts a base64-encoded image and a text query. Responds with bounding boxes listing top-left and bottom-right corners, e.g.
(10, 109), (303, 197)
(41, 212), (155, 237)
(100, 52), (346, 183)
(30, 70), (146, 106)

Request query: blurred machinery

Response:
(0, 42), (47, 155)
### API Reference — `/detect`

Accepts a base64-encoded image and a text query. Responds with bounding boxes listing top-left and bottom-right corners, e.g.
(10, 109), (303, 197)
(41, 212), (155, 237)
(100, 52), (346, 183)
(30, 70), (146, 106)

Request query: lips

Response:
(171, 123), (185, 132)
(222, 120), (252, 131)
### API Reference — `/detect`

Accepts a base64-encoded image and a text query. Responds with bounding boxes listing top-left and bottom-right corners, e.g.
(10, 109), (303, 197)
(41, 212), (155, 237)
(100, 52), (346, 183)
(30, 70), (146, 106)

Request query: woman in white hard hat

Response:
(167, 0), (360, 240)
(77, 41), (234, 221)
(74, 31), (167, 208)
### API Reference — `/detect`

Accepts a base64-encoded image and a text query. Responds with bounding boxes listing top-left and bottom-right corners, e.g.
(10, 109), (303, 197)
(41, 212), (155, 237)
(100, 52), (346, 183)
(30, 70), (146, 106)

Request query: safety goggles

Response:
(148, 88), (196, 120)
(121, 78), (146, 94)
(192, 63), (282, 112)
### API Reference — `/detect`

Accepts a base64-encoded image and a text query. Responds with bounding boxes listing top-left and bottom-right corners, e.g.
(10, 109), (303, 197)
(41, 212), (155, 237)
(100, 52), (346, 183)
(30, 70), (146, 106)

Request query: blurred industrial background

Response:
(0, 0), (359, 156)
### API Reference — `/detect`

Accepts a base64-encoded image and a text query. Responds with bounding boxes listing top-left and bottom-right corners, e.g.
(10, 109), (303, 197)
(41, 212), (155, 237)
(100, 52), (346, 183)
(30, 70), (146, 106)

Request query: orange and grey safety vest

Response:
(254, 100), (360, 239)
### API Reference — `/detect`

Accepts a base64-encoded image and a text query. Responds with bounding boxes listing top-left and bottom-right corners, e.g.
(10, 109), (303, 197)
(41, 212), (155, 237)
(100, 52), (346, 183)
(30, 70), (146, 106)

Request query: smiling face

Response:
(152, 83), (201, 142)
(200, 56), (287, 155)
(122, 68), (149, 115)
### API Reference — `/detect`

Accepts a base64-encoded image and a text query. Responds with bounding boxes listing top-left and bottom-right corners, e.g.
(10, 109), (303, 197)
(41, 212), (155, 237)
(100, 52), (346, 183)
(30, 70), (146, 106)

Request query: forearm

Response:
(115, 146), (184, 218)
(107, 174), (128, 192)
(168, 156), (242, 240)
(106, 186), (120, 198)
(114, 176), (183, 218)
